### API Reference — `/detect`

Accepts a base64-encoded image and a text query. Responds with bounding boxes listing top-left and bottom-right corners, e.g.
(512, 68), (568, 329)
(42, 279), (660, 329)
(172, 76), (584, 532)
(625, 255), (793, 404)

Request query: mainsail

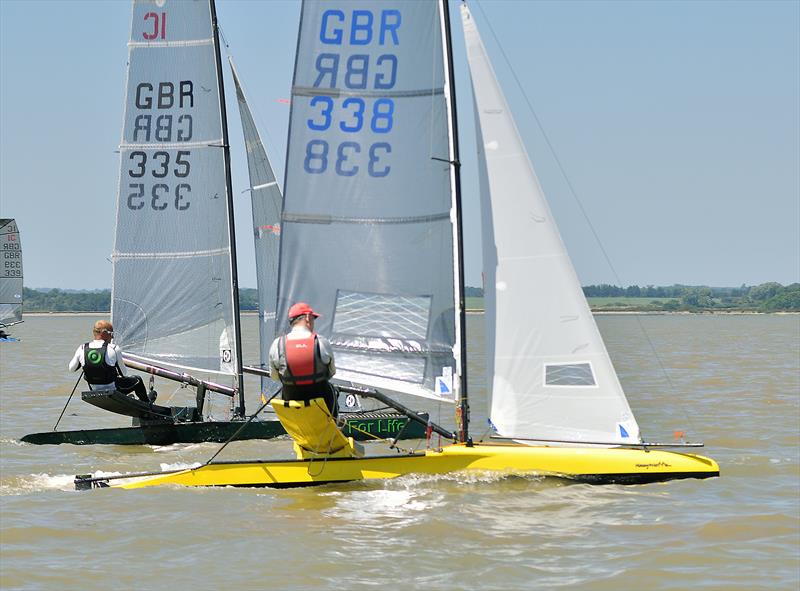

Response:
(0, 219), (23, 326)
(112, 0), (242, 384)
(230, 59), (282, 383)
(461, 5), (640, 444)
(278, 0), (463, 402)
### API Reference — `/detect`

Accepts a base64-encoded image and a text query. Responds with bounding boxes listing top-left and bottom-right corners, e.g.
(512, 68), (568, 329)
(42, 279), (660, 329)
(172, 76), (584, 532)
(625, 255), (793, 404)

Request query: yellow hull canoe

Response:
(98, 443), (718, 490)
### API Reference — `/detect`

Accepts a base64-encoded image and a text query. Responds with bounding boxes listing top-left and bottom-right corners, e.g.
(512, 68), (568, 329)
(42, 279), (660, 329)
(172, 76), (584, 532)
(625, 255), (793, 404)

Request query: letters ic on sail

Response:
(278, 1), (462, 402)
(112, 0), (238, 377)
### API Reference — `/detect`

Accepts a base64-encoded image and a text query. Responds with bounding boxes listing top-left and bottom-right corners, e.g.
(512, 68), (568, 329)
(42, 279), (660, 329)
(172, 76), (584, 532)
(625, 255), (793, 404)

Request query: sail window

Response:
(330, 290), (433, 384)
(332, 290), (431, 340)
(544, 363), (596, 387)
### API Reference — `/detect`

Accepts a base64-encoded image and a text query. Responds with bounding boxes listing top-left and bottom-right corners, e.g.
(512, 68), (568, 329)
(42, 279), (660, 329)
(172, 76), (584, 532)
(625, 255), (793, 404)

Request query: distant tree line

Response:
(581, 282), (800, 311)
(22, 287), (261, 313)
(23, 288), (111, 312)
(20, 283), (800, 313)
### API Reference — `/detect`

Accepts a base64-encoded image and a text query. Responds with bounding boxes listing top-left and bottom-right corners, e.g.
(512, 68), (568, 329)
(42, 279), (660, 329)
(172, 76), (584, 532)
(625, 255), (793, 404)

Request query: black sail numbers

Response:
(127, 81), (194, 212)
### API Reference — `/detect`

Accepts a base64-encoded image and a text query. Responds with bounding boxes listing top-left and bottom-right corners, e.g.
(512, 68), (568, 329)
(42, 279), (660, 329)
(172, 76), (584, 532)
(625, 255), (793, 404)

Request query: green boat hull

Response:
(21, 413), (427, 446)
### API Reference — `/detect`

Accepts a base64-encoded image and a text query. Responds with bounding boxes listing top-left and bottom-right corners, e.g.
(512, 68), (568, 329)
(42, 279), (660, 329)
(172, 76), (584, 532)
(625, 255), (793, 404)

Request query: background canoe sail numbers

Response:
(0, 219), (23, 326)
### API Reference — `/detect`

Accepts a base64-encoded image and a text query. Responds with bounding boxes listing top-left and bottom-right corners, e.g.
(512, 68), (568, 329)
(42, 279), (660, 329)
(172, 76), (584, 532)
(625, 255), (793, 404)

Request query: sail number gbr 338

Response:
(302, 9), (401, 179)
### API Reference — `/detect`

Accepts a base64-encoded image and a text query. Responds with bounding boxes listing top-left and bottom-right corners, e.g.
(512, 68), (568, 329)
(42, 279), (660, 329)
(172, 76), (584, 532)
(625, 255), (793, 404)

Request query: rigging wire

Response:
(471, 0), (698, 437)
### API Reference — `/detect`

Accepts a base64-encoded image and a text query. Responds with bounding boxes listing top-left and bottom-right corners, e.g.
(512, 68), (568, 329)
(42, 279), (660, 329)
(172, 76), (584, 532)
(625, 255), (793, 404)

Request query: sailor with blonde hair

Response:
(68, 320), (150, 402)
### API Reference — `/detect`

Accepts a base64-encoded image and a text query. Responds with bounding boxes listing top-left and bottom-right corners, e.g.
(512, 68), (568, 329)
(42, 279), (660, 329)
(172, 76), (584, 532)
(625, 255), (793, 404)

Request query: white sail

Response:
(230, 58), (282, 382)
(461, 5), (640, 444)
(112, 0), (239, 378)
(277, 0), (462, 403)
(0, 219), (23, 326)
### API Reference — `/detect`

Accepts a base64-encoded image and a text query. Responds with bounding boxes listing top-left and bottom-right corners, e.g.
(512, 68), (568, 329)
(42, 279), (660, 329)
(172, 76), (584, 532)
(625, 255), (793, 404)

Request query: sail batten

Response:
(112, 0), (239, 380)
(119, 141), (222, 149)
(114, 248), (229, 259)
(282, 212), (451, 225)
(461, 4), (640, 444)
(293, 86), (444, 99)
(128, 38), (214, 49)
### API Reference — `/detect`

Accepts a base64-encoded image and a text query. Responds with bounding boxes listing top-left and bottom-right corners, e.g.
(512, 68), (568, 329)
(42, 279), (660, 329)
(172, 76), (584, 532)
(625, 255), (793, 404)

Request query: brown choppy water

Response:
(1, 314), (798, 590)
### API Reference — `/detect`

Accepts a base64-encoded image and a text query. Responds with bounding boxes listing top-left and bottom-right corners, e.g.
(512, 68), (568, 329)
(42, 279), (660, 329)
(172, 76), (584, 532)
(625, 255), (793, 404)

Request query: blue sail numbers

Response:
(279, 1), (460, 402)
(302, 8), (401, 178)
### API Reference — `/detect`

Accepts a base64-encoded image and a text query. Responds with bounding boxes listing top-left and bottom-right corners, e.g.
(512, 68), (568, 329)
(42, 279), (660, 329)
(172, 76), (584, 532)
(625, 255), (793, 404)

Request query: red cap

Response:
(288, 302), (320, 320)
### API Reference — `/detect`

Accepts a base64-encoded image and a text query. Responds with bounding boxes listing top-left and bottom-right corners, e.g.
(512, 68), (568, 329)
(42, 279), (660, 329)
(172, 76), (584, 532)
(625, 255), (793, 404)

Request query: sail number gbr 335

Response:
(126, 82), (195, 212)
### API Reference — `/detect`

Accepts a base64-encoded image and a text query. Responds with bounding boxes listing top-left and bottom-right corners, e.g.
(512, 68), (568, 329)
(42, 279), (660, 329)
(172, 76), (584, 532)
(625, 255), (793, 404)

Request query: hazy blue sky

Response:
(1, 0), (798, 290)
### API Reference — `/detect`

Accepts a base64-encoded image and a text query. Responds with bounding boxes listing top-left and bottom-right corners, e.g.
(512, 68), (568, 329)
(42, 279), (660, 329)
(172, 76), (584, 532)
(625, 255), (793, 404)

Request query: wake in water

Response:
(0, 462), (202, 494)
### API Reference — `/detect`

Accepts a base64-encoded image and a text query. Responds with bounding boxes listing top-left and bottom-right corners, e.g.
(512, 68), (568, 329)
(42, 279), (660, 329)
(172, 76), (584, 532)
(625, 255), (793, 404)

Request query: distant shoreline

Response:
(23, 310), (798, 317)
(22, 284), (800, 314)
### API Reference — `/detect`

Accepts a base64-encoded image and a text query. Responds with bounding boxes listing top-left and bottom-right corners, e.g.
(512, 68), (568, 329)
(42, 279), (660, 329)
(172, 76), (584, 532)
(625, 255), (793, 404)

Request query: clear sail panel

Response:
(112, 0), (237, 377)
(461, 5), (640, 444)
(278, 0), (459, 401)
(0, 219), (23, 325)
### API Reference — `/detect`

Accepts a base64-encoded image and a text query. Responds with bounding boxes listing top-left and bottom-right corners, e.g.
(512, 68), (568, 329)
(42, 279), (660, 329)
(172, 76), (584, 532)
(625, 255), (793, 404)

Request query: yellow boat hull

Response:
(111, 443), (719, 489)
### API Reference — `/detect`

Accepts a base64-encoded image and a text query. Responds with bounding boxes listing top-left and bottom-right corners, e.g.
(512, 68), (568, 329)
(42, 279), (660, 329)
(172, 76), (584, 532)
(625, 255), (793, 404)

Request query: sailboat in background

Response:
(75, 0), (718, 490)
(229, 58), (282, 393)
(0, 218), (23, 342)
(23, 0), (423, 446)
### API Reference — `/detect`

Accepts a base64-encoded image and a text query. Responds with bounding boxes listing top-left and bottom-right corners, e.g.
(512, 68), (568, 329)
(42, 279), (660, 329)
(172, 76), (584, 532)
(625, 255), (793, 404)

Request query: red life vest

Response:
(280, 333), (327, 386)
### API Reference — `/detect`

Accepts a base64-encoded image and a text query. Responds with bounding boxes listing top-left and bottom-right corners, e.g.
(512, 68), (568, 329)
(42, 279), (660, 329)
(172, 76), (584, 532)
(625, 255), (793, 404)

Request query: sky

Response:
(1, 0), (798, 290)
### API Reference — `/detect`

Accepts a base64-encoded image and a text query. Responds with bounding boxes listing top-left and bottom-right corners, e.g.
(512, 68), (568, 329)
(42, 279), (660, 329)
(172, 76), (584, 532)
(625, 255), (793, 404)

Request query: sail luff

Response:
(210, 0), (245, 414)
(461, 4), (640, 444)
(439, 0), (469, 441)
(109, 1), (135, 335)
(272, 0), (306, 350)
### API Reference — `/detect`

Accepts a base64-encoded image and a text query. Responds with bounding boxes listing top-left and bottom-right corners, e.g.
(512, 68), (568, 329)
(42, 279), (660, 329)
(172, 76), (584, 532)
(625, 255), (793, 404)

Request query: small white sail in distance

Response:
(0, 219), (23, 327)
(461, 4), (640, 445)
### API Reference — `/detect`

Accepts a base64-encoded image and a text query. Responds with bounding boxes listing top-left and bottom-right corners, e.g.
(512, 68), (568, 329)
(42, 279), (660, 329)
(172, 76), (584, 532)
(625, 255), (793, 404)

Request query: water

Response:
(1, 314), (798, 590)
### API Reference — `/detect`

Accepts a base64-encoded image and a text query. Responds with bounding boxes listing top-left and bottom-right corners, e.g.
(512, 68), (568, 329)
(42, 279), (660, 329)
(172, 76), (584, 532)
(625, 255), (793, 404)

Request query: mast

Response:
(441, 0), (470, 442)
(210, 0), (245, 417)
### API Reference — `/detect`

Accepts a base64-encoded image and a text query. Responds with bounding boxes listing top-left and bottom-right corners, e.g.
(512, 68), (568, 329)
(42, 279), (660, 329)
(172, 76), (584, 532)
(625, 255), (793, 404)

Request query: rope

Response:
(306, 399), (342, 476)
(476, 421), (494, 443)
(53, 371), (84, 431)
(204, 389), (281, 465)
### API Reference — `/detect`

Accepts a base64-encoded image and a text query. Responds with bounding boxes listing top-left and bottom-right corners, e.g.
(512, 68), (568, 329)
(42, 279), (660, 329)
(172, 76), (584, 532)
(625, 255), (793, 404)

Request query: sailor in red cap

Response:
(268, 302), (338, 416)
